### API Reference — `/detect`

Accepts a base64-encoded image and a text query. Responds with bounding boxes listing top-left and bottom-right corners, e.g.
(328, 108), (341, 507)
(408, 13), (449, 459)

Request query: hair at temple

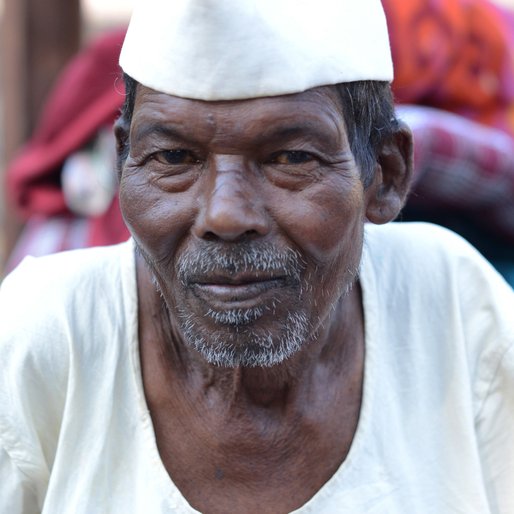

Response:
(118, 73), (399, 186)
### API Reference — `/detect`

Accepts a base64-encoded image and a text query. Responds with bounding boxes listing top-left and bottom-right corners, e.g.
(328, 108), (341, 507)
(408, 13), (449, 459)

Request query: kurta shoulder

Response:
(364, 221), (514, 405)
(1, 240), (136, 380)
(1, 240), (135, 336)
(363, 222), (514, 512)
(364, 222), (514, 327)
(0, 240), (136, 507)
(364, 221), (510, 280)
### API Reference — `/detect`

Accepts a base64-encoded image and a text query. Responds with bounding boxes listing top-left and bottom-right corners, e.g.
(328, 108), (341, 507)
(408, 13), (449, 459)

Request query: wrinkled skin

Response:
(116, 84), (412, 513)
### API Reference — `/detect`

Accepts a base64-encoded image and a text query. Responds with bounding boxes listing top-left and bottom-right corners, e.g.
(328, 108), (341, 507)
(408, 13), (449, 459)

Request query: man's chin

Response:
(177, 309), (310, 368)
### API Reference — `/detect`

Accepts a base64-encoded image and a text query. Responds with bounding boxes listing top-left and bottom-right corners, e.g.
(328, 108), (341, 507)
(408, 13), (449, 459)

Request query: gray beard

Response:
(177, 307), (310, 368)
(137, 241), (357, 368)
(175, 241), (310, 367)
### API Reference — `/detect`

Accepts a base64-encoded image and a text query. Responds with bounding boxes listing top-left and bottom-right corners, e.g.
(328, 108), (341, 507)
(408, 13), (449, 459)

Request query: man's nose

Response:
(193, 157), (270, 242)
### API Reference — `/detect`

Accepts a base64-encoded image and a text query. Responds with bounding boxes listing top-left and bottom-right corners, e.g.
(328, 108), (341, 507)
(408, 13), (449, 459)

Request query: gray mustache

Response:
(176, 242), (303, 283)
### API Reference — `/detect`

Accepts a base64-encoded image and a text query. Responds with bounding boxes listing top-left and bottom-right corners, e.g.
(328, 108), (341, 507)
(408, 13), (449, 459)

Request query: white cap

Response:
(120, 0), (393, 101)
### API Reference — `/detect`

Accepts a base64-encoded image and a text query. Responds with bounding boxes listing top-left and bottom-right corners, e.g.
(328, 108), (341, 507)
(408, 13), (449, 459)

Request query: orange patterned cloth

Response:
(383, 0), (514, 136)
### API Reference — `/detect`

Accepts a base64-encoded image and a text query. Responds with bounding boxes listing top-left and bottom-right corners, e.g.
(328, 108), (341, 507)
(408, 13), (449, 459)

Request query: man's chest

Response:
(146, 387), (362, 514)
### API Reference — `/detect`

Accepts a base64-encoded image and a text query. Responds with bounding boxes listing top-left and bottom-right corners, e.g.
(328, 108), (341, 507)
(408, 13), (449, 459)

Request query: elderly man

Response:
(1, 0), (514, 512)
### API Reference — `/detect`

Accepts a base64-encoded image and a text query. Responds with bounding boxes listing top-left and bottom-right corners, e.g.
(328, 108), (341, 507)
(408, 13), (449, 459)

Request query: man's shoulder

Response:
(0, 239), (136, 354)
(365, 221), (483, 262)
(365, 221), (513, 325)
(3, 239), (133, 289)
(1, 240), (133, 309)
(363, 221), (506, 286)
(0, 242), (135, 481)
(0, 241), (136, 438)
(364, 221), (514, 350)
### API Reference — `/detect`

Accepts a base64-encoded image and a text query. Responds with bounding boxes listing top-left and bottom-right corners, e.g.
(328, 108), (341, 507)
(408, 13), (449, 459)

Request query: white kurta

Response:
(1, 223), (513, 514)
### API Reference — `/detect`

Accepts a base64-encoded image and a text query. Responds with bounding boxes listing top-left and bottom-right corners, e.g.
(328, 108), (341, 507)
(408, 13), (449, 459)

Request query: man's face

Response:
(119, 85), (373, 367)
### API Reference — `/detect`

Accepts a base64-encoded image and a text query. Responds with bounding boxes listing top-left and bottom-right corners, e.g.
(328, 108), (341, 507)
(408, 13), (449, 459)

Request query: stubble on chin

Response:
(135, 240), (360, 368)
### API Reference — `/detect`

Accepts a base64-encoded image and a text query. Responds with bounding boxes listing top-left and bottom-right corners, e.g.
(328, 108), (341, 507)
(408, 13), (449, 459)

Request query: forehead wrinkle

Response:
(130, 123), (197, 146)
(132, 85), (348, 151)
(205, 105), (347, 153)
(133, 91), (219, 143)
(249, 117), (344, 149)
(131, 118), (219, 154)
(213, 89), (349, 150)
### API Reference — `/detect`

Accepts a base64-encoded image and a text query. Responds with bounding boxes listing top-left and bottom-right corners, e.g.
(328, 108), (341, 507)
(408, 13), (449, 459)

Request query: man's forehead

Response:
(133, 85), (344, 136)
(130, 85), (348, 144)
(133, 84), (344, 120)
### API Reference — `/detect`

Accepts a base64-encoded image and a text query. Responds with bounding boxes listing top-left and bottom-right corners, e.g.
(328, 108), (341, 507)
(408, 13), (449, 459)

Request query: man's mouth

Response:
(190, 273), (288, 307)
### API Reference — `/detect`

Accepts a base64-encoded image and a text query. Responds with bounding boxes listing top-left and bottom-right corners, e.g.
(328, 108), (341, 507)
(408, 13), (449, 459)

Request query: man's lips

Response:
(189, 274), (288, 305)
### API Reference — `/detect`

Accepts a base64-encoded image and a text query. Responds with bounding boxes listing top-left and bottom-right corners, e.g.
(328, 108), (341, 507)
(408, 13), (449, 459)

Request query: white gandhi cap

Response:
(120, 0), (393, 101)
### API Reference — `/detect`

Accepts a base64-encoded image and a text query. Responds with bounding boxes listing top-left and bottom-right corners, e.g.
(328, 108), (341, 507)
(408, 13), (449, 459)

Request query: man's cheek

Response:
(279, 198), (364, 262)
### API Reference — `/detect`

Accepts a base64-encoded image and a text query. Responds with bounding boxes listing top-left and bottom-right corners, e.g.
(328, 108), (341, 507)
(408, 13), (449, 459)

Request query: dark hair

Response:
(119, 74), (398, 186)
(336, 81), (398, 186)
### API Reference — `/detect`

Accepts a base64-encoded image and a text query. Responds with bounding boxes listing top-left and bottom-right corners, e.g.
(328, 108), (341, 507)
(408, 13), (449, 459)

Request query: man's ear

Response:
(114, 116), (130, 181)
(365, 120), (413, 225)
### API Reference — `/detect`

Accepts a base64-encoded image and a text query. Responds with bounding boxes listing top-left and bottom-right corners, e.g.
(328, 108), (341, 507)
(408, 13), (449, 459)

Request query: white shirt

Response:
(1, 223), (513, 513)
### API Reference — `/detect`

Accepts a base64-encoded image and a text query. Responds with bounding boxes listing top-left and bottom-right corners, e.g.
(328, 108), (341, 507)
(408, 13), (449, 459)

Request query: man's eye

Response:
(152, 150), (199, 165)
(269, 151), (315, 165)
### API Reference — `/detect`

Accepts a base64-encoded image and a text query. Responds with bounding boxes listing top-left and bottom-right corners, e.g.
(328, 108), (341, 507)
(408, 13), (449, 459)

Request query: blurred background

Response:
(0, 0), (131, 271)
(1, 0), (514, 286)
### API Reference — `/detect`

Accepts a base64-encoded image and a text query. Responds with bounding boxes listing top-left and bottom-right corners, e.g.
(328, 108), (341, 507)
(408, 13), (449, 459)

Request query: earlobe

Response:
(365, 121), (414, 225)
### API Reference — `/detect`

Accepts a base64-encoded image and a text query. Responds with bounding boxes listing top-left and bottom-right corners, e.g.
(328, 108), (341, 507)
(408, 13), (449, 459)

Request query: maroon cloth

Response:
(398, 104), (514, 242)
(5, 28), (129, 246)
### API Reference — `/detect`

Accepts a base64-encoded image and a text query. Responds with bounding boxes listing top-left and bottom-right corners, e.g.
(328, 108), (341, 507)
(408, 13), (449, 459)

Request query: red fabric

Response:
(5, 28), (129, 245)
(383, 0), (514, 137)
(398, 104), (514, 241)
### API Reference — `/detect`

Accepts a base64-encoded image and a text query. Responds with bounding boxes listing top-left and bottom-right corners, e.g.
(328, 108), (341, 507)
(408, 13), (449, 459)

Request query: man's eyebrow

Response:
(131, 120), (340, 148)
(131, 123), (194, 144)
(257, 122), (339, 145)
